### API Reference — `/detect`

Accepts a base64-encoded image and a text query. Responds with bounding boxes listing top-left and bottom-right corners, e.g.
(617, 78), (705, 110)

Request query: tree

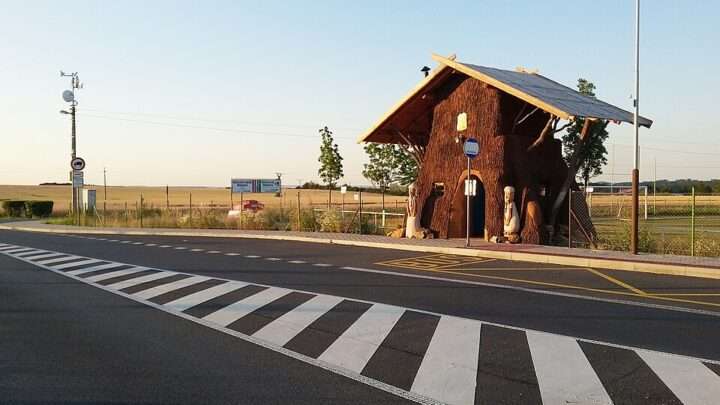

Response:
(317, 126), (344, 206)
(362, 143), (418, 210)
(561, 79), (610, 190)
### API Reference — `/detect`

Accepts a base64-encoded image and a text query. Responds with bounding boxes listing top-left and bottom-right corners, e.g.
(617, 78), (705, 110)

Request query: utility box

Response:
(82, 189), (96, 212)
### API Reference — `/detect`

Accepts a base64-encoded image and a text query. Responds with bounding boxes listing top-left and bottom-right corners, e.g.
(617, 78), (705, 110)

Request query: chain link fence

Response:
(570, 189), (720, 257)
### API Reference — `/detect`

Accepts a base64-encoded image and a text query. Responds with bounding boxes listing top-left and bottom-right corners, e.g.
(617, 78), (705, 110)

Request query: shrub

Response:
(2, 200), (27, 217)
(24, 201), (54, 218)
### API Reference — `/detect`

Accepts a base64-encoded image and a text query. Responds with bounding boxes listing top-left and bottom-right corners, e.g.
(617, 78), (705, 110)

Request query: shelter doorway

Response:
(448, 175), (485, 238)
(469, 176), (485, 238)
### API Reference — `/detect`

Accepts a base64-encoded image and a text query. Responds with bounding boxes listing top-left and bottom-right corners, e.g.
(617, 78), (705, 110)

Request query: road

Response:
(2, 229), (720, 404)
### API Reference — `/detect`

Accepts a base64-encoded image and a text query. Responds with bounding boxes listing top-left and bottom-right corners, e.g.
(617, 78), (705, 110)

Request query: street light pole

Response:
(61, 71), (82, 222)
(631, 0), (641, 254)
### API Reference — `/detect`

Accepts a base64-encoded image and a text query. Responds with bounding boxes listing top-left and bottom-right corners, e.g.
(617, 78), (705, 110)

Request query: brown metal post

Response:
(631, 169), (639, 254)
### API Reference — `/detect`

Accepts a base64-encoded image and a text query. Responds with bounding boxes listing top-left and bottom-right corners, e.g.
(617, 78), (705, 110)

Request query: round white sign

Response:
(71, 157), (86, 171)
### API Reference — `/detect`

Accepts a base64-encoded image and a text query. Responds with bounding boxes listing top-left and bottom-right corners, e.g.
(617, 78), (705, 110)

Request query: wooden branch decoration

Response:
(527, 115), (556, 151)
(547, 119), (596, 238)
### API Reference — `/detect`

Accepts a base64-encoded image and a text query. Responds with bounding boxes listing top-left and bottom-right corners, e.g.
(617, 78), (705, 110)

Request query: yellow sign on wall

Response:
(457, 112), (467, 131)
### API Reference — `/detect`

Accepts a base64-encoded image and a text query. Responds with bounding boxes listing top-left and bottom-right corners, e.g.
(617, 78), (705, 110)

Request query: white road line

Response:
(225, 253), (241, 256)
(145, 243), (157, 247)
(245, 255), (260, 258)
(207, 250), (220, 254)
(67, 262), (128, 276)
(158, 245), (171, 248)
(318, 303), (405, 374)
(84, 267), (149, 283)
(527, 331), (612, 405)
(190, 248), (204, 252)
(163, 282), (246, 312)
(266, 257), (281, 261)
(174, 247), (187, 250)
(288, 260), (306, 264)
(97, 238), (107, 241)
(105, 271), (175, 291)
(51, 259), (104, 270)
(24, 252), (66, 261)
(203, 287), (291, 327)
(133, 276), (211, 300)
(410, 316), (481, 405)
(35, 255), (83, 265)
(107, 239), (119, 242)
(638, 350), (720, 405)
(132, 242), (143, 245)
(120, 241), (132, 244)
(253, 295), (344, 346)
(313, 263), (332, 267)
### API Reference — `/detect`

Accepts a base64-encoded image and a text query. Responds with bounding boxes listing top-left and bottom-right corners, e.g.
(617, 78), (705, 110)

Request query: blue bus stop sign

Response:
(463, 138), (479, 158)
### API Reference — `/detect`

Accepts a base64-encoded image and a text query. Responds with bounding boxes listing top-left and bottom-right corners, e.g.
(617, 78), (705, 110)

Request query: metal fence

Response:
(570, 189), (720, 257)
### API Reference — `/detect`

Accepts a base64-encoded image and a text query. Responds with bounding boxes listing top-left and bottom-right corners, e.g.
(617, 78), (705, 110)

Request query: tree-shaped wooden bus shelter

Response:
(358, 54), (653, 245)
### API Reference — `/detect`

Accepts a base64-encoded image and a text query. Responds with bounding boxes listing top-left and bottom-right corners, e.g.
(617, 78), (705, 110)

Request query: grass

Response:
(0, 185), (408, 213)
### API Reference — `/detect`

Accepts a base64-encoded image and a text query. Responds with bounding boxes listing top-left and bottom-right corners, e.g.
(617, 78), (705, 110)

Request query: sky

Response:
(1, 0), (718, 187)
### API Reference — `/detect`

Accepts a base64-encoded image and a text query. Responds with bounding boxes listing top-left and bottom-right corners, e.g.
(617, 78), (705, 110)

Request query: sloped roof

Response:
(358, 54), (652, 144)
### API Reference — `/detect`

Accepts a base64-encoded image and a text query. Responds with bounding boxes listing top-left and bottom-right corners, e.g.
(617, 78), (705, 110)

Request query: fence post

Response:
(297, 191), (301, 231)
(124, 201), (128, 226)
(568, 191), (572, 248)
(189, 192), (193, 226)
(358, 189), (363, 234)
(691, 187), (695, 257)
(139, 194), (144, 228)
(239, 191), (243, 230)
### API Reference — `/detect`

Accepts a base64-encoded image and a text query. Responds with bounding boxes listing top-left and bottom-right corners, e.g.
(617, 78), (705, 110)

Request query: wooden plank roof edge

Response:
(356, 58), (453, 144)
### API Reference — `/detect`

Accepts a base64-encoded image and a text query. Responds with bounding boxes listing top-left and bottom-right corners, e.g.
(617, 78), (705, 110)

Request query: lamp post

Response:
(631, 0), (640, 254)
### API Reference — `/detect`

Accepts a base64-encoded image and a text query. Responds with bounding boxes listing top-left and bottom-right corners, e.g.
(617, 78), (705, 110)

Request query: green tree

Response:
(561, 79), (610, 190)
(317, 126), (344, 205)
(362, 143), (418, 210)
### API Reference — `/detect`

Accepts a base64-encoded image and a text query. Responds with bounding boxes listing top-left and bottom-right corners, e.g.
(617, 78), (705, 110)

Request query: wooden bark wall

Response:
(415, 74), (581, 243)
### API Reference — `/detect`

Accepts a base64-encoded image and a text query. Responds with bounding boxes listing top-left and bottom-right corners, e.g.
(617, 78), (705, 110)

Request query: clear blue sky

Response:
(1, 0), (718, 187)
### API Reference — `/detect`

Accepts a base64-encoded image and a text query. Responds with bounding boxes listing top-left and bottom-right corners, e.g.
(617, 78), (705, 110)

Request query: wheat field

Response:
(0, 185), (408, 214)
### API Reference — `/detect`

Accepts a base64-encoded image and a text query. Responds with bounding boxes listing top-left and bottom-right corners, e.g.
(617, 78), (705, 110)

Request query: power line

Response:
(81, 108), (364, 132)
(79, 114), (357, 140)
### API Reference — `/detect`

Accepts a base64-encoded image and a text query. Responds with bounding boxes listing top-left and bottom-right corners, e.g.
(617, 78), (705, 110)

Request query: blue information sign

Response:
(463, 138), (479, 158)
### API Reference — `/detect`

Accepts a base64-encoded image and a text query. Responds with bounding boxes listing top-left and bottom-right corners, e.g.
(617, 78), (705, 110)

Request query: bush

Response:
(2, 200), (27, 217)
(24, 201), (54, 218)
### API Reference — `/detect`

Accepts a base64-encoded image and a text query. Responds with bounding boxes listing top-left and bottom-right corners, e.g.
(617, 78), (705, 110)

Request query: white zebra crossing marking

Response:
(203, 287), (291, 327)
(253, 294), (344, 346)
(67, 262), (128, 276)
(84, 267), (149, 283)
(105, 271), (175, 290)
(527, 331), (613, 405)
(51, 258), (104, 270)
(133, 276), (210, 300)
(16, 250), (50, 257)
(638, 350), (720, 405)
(164, 282), (247, 312)
(411, 316), (482, 405)
(19, 252), (57, 260)
(36, 255), (83, 265)
(2, 248), (35, 254)
(318, 303), (405, 374)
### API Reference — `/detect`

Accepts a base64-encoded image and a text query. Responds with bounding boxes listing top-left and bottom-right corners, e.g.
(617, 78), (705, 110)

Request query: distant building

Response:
(359, 54), (652, 244)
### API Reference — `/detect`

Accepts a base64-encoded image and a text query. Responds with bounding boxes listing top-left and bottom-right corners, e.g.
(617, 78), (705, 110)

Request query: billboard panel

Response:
(231, 178), (281, 193)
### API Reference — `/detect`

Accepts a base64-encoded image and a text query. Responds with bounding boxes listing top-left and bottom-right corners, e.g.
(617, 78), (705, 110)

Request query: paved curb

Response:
(1, 222), (718, 279)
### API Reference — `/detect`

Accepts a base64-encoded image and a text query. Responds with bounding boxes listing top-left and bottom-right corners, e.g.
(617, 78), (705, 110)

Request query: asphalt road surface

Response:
(2, 229), (720, 405)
